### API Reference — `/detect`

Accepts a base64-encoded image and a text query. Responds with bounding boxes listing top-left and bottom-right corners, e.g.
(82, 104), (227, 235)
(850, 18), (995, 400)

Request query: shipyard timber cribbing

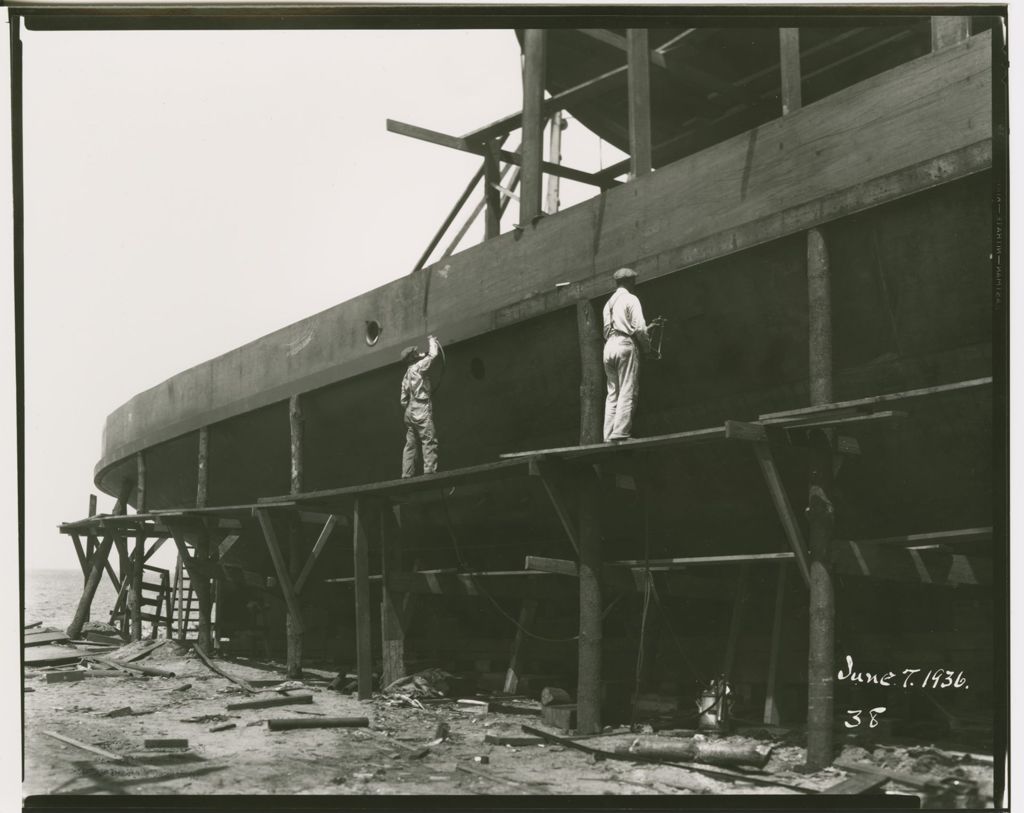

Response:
(17, 11), (1000, 782)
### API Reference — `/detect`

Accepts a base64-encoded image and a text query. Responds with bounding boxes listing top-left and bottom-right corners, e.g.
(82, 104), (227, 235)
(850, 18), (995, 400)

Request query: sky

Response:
(12, 25), (626, 574)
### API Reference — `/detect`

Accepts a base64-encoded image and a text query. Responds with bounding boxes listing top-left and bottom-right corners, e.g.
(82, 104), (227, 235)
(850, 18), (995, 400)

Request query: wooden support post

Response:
(483, 137), (502, 239)
(503, 598), (537, 695)
(88, 494), (97, 517)
(289, 394), (303, 495)
(130, 535), (144, 641)
(763, 563), (788, 725)
(779, 28), (802, 115)
(66, 535), (115, 639)
(626, 28), (653, 178)
(520, 28), (547, 224)
(286, 519), (304, 678)
(576, 300), (604, 445)
(721, 563), (750, 681)
(577, 468), (602, 734)
(136, 451), (147, 513)
(805, 226), (835, 770)
(162, 570), (172, 638)
(380, 506), (406, 689)
(576, 289), (605, 734)
(752, 443), (811, 585)
(196, 427), (209, 508)
(931, 17), (970, 51)
(545, 111), (565, 214)
(353, 499), (375, 699)
(173, 556), (185, 641)
(287, 394), (305, 677)
(193, 534), (214, 654)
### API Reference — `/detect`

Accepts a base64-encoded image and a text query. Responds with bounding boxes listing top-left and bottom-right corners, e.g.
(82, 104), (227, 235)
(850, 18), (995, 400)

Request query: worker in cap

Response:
(602, 267), (660, 441)
(400, 335), (441, 477)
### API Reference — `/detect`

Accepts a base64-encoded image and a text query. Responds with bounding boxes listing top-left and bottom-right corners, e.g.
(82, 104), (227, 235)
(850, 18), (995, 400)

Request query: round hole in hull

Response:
(365, 320), (382, 346)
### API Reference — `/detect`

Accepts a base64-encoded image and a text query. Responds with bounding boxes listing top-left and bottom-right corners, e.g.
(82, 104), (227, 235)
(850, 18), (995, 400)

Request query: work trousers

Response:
(603, 335), (640, 441)
(402, 400), (438, 478)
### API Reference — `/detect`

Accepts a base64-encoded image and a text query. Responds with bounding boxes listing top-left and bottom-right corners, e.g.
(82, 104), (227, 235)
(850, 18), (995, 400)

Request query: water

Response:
(24, 569), (118, 630)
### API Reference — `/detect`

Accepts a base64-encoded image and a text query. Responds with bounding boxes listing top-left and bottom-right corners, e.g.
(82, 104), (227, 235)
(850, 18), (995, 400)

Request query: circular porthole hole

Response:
(365, 320), (382, 346)
(470, 357), (486, 380)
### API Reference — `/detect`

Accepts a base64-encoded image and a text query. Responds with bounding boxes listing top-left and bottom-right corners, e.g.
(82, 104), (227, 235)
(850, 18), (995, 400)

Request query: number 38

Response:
(845, 707), (886, 728)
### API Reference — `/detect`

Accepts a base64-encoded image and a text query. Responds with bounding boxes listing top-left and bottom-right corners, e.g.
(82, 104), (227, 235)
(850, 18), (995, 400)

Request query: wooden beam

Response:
(848, 526), (992, 549)
(578, 27), (755, 108)
(833, 541), (991, 586)
(483, 137), (502, 239)
(725, 419), (862, 456)
(66, 534), (115, 639)
(386, 118), (468, 152)
(577, 466), (602, 735)
(294, 514), (337, 595)
(805, 226), (835, 772)
(253, 508), (304, 635)
(70, 533), (87, 576)
(503, 426), (728, 462)
(289, 393), (303, 494)
(752, 443), (811, 586)
(217, 533), (240, 559)
(196, 426), (208, 509)
(379, 506), (405, 689)
(286, 517), (304, 678)
(545, 112), (564, 215)
(130, 535), (144, 640)
(442, 157), (519, 260)
(932, 17), (971, 51)
(352, 499), (375, 699)
(464, 66), (628, 144)
(759, 377), (992, 424)
(520, 28), (547, 223)
(626, 28), (652, 178)
(412, 160), (487, 274)
(143, 537), (167, 563)
(532, 461), (580, 556)
(135, 451), (147, 513)
(503, 598), (537, 694)
(779, 28), (802, 115)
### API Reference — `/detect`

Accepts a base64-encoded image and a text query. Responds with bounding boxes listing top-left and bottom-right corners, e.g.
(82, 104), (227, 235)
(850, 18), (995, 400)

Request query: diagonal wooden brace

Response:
(294, 514), (338, 595)
(254, 508), (304, 635)
(751, 443), (811, 586)
(530, 459), (581, 556)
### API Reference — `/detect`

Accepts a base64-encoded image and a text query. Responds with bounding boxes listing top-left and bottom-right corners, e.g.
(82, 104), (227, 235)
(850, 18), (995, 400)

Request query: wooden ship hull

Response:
(72, 21), (999, 737)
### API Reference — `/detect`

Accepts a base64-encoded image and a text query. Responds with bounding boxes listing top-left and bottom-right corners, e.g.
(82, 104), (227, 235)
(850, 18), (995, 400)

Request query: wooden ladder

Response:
(170, 553), (215, 642)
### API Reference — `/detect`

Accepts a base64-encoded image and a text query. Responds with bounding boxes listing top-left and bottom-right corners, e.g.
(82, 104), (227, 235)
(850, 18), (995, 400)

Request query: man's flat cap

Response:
(613, 267), (638, 282)
(400, 346), (420, 363)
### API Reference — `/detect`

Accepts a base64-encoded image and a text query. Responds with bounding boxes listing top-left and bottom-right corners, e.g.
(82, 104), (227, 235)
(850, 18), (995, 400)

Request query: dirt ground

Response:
(22, 642), (996, 802)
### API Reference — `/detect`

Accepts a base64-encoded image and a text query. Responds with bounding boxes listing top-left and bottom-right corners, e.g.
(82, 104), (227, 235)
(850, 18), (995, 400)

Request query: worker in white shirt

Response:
(400, 335), (440, 477)
(602, 267), (661, 442)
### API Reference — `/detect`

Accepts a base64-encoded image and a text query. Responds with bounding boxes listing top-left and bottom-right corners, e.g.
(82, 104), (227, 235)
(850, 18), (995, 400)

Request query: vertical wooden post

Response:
(130, 536), (144, 640)
(88, 494), (97, 517)
(763, 563), (788, 725)
(626, 28), (653, 178)
(931, 17), (970, 51)
(779, 28), (802, 115)
(520, 28), (547, 224)
(545, 111), (566, 214)
(576, 295), (605, 734)
(287, 394), (304, 677)
(805, 227), (835, 770)
(353, 499), (374, 699)
(193, 531), (214, 655)
(136, 452), (147, 513)
(380, 505), (406, 689)
(483, 137), (502, 239)
(721, 563), (751, 681)
(577, 301), (604, 445)
(196, 427), (209, 508)
(161, 570), (172, 638)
